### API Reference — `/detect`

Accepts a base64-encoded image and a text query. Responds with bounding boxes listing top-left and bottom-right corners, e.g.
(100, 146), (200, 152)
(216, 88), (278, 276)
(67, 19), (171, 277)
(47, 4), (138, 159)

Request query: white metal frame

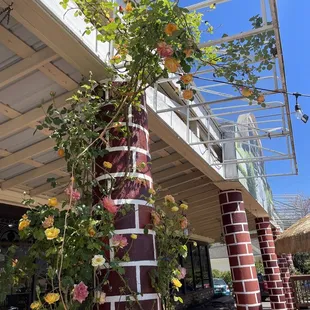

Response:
(152, 0), (297, 180)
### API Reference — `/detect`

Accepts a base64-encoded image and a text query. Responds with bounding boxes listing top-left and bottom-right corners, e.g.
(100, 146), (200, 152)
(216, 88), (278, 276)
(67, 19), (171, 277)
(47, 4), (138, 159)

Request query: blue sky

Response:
(180, 0), (310, 196)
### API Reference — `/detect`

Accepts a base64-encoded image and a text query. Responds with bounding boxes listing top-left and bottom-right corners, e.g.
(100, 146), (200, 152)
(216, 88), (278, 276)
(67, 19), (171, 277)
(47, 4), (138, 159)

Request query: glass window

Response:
(183, 245), (195, 292)
(200, 246), (211, 288)
(192, 246), (203, 289)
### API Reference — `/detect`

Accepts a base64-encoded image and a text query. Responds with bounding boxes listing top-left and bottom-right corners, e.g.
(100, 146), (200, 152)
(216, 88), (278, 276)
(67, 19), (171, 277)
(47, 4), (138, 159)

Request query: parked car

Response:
(257, 273), (269, 302)
(213, 278), (231, 297)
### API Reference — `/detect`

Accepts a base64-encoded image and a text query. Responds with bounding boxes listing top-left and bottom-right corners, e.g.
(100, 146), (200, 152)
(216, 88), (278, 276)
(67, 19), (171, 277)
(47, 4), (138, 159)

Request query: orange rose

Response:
(57, 149), (65, 157)
(257, 94), (265, 103)
(184, 49), (193, 58)
(164, 23), (178, 36)
(164, 57), (180, 73)
(180, 74), (193, 84)
(241, 87), (253, 97)
(183, 89), (194, 100)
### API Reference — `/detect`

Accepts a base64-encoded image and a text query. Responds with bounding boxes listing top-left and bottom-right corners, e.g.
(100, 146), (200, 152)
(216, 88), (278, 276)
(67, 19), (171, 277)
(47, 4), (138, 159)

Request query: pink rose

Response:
(64, 186), (81, 201)
(180, 217), (188, 230)
(177, 266), (187, 280)
(157, 42), (174, 58)
(111, 235), (128, 248)
(73, 281), (89, 304)
(102, 197), (119, 215)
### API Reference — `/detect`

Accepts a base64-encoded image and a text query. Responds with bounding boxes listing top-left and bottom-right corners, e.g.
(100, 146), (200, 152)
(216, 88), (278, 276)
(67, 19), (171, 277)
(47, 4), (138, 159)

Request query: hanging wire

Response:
(0, 2), (13, 25)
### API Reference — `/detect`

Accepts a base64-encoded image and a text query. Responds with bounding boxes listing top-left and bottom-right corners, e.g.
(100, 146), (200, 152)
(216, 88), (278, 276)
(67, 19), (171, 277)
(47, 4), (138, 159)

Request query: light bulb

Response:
(296, 109), (303, 120)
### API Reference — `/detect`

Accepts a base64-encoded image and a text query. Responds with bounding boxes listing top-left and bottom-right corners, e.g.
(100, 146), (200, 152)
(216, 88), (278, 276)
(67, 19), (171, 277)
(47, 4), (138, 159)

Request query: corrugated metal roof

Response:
(0, 128), (46, 153)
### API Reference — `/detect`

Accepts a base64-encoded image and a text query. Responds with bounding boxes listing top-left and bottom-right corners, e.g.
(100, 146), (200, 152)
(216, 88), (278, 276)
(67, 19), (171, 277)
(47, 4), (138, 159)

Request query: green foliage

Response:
(293, 253), (310, 274)
(0, 0), (278, 308)
(149, 198), (189, 309)
(255, 261), (265, 274)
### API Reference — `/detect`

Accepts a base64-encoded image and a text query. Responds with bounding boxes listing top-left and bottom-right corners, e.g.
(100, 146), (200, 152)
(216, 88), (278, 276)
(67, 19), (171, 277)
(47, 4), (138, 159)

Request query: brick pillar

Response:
(219, 190), (261, 310)
(272, 227), (295, 310)
(256, 218), (287, 310)
(96, 97), (159, 309)
(285, 254), (295, 274)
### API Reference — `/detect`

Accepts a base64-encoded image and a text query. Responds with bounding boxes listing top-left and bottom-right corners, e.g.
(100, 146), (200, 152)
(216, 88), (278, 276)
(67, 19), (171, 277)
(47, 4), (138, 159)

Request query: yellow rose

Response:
(164, 57), (180, 73)
(183, 89), (194, 100)
(131, 234), (138, 240)
(44, 293), (60, 305)
(180, 203), (188, 210)
(48, 197), (58, 207)
(103, 161), (112, 169)
(30, 301), (42, 309)
(165, 195), (175, 203)
(45, 227), (60, 240)
(164, 23), (178, 36)
(180, 74), (193, 84)
(148, 188), (156, 195)
(88, 227), (96, 237)
(18, 219), (30, 231)
(125, 2), (133, 12)
(171, 206), (179, 212)
(171, 278), (182, 288)
(148, 198), (155, 204)
(22, 214), (28, 220)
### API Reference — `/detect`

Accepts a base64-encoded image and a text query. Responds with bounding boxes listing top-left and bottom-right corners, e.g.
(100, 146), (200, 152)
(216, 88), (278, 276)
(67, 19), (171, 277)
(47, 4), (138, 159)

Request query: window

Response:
(180, 241), (212, 295)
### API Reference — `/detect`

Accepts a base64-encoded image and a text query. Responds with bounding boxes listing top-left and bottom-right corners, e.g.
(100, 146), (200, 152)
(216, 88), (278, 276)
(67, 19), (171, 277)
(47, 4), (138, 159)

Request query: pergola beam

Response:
(159, 170), (204, 190)
(0, 90), (76, 140)
(153, 163), (193, 181)
(150, 140), (168, 153)
(0, 47), (58, 89)
(0, 139), (55, 170)
(1, 158), (66, 190)
(158, 177), (211, 199)
(30, 176), (71, 196)
(0, 24), (78, 91)
(151, 152), (183, 171)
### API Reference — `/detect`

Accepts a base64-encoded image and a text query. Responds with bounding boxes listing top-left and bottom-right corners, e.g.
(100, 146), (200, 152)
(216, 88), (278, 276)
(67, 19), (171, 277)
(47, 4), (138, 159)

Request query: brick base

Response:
(220, 190), (262, 310)
(256, 218), (287, 310)
(96, 97), (159, 309)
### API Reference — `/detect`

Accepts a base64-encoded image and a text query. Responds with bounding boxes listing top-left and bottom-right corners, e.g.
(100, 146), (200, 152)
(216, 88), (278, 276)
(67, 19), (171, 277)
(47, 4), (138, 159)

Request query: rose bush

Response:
(0, 0), (276, 309)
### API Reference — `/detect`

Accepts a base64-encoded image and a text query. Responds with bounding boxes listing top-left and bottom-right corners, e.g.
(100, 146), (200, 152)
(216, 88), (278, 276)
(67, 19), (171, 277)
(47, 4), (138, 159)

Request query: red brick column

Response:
(256, 218), (287, 310)
(285, 254), (295, 274)
(219, 190), (261, 310)
(96, 96), (159, 310)
(272, 227), (295, 310)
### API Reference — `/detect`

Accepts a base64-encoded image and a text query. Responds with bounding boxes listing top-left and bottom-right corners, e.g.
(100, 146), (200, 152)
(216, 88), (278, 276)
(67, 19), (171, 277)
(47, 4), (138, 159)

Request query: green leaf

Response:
(144, 227), (149, 235)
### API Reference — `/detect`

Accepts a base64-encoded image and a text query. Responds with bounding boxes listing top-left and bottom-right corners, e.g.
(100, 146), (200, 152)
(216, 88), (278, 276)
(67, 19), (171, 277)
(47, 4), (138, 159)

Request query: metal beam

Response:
(198, 25), (274, 48)
(186, 0), (230, 11)
(189, 131), (290, 146)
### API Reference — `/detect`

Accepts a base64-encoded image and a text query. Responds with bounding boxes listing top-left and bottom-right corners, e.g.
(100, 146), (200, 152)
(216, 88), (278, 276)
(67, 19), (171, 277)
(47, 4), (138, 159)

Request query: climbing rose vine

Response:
(0, 0), (276, 309)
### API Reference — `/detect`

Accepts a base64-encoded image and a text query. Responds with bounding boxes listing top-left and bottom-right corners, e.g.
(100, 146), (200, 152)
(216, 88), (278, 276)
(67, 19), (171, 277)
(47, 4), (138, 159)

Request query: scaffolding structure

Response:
(273, 194), (310, 229)
(153, 0), (297, 180)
